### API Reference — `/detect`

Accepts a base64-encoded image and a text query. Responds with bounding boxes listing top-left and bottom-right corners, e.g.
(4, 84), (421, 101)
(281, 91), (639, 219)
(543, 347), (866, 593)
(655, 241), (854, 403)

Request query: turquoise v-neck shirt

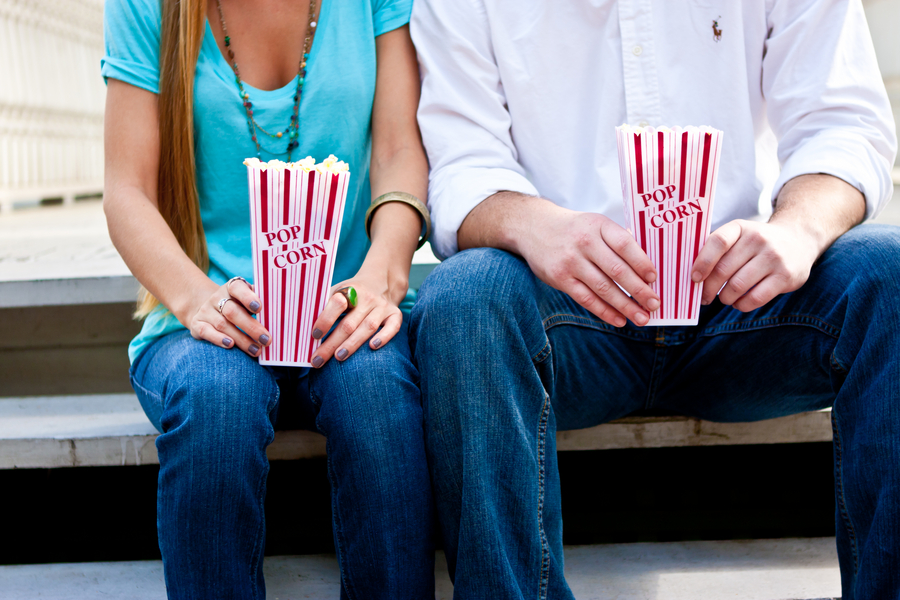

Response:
(101, 0), (412, 363)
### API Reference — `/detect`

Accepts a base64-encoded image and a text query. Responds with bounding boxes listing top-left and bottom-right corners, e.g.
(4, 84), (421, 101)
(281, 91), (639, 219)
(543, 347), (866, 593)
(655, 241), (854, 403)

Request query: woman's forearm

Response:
(104, 186), (215, 324)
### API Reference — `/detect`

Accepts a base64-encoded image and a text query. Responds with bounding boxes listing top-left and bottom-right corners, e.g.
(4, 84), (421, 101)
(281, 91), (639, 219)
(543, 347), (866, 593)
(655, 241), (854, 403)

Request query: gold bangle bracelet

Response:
(365, 191), (432, 249)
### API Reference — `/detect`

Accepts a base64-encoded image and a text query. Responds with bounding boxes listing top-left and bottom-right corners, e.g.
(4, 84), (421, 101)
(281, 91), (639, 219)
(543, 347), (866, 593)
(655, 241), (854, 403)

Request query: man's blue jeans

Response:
(410, 224), (900, 600)
(129, 321), (434, 600)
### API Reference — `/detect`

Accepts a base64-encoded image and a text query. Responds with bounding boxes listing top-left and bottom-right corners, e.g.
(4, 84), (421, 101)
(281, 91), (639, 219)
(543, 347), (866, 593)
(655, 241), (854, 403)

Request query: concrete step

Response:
(0, 538), (841, 600)
(0, 394), (834, 469)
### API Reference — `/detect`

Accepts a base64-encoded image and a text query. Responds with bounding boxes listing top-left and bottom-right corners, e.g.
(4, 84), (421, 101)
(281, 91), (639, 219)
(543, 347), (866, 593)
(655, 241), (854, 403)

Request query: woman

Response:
(101, 0), (433, 597)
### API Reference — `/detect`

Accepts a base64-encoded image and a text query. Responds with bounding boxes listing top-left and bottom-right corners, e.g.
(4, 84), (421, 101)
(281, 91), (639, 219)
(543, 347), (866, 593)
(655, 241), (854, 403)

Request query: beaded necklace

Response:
(215, 0), (318, 160)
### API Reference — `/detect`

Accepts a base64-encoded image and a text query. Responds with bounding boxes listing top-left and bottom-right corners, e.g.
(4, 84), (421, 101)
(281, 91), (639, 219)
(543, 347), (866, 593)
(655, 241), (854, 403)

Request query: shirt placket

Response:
(618, 0), (662, 127)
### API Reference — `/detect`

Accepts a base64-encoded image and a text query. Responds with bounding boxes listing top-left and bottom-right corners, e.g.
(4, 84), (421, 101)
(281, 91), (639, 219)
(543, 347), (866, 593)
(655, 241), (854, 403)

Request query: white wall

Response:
(0, 0), (105, 210)
(864, 0), (900, 166)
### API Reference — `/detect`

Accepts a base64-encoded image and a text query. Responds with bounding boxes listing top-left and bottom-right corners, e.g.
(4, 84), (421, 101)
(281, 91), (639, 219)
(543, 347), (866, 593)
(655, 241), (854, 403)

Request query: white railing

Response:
(0, 0), (105, 213)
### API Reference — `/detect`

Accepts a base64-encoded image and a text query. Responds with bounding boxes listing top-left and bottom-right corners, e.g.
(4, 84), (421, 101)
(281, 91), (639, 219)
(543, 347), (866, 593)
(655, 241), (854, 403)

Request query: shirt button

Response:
(639, 120), (649, 128)
(632, 45), (643, 56)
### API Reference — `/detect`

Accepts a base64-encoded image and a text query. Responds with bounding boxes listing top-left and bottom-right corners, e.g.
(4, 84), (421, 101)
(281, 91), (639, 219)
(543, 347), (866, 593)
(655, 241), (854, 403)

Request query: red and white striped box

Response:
(615, 125), (724, 325)
(245, 156), (350, 366)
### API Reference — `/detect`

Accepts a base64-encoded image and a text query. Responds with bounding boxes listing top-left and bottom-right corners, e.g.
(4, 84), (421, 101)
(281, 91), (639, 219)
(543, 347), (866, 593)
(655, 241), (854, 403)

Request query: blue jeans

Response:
(410, 224), (900, 600)
(130, 321), (434, 600)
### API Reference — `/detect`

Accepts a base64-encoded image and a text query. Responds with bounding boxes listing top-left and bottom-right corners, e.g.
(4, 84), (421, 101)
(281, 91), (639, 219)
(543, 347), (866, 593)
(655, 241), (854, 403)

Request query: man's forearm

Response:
(458, 191), (566, 254)
(770, 173), (866, 257)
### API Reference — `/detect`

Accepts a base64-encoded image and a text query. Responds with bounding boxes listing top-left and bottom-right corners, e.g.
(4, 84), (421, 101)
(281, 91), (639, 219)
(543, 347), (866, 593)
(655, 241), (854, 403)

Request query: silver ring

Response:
(226, 276), (250, 292)
(216, 297), (234, 315)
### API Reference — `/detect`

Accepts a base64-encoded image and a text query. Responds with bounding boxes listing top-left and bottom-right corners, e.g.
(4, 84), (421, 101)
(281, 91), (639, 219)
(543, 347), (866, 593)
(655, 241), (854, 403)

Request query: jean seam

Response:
(536, 393), (551, 600)
(543, 313), (655, 342)
(830, 351), (849, 375)
(248, 385), (279, 600)
(697, 313), (841, 339)
(644, 345), (667, 411)
(832, 408), (860, 576)
(327, 444), (356, 599)
(532, 339), (552, 363)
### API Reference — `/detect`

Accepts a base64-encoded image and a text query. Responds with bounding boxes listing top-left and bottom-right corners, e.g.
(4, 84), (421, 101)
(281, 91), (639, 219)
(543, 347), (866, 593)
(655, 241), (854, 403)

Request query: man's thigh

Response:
(652, 223), (900, 421)
(535, 279), (660, 431)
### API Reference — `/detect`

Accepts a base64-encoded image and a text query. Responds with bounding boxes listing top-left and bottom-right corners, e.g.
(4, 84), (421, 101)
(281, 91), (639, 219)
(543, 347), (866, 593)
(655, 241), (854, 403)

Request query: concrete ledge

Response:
(0, 538), (841, 599)
(0, 394), (833, 469)
(0, 275), (140, 308)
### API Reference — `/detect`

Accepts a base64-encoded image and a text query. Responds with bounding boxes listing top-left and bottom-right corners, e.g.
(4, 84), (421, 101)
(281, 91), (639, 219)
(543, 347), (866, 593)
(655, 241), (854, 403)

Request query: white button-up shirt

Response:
(411, 0), (897, 259)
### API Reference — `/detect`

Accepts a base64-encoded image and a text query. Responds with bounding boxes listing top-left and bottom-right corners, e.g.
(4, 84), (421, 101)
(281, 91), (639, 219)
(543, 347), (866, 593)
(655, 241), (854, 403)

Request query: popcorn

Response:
(246, 155), (352, 365)
(616, 125), (724, 325)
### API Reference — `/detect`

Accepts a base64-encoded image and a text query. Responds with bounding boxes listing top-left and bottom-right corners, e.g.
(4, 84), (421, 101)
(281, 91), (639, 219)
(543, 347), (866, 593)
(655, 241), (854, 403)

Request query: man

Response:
(409, 1), (899, 598)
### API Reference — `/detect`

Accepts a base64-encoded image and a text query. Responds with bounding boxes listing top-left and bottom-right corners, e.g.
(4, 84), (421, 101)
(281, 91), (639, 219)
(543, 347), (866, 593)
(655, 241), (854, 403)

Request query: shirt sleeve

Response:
(100, 0), (161, 94)
(411, 0), (538, 259)
(764, 0), (897, 220)
(372, 0), (413, 37)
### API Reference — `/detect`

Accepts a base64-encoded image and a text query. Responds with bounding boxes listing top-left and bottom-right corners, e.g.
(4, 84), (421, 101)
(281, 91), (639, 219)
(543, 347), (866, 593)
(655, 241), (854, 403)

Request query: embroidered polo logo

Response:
(712, 17), (722, 42)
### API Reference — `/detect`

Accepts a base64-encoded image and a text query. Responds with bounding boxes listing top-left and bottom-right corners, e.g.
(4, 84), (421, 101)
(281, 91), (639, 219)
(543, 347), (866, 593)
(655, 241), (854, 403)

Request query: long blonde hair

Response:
(135, 0), (208, 318)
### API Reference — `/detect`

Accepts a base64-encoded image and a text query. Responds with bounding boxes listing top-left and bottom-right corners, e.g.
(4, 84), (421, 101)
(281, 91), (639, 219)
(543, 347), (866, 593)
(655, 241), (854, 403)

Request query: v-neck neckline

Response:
(203, 0), (330, 99)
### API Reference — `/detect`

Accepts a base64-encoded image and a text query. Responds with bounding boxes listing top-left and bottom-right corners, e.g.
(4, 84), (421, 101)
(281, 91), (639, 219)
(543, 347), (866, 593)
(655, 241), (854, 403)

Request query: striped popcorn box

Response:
(616, 125), (724, 325)
(245, 155), (351, 366)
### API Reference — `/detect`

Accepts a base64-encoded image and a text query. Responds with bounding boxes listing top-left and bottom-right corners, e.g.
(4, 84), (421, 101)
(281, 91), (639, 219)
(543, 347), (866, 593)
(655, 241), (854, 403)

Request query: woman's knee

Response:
(156, 336), (280, 446)
(311, 340), (423, 458)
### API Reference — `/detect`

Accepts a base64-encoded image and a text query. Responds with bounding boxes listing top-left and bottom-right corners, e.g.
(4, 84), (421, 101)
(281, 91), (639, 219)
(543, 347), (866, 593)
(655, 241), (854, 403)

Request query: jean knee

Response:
(159, 340), (280, 452)
(413, 248), (536, 333)
(826, 225), (900, 293)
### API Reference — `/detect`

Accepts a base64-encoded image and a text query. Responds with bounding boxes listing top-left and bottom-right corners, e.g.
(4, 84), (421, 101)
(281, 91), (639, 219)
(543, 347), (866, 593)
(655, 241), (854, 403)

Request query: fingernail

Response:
(223, 337), (233, 347)
(249, 344), (260, 355)
(259, 334), (270, 345)
(635, 313), (649, 326)
(615, 318), (627, 327)
(249, 301), (261, 313)
(336, 348), (349, 360)
(647, 298), (660, 311)
(692, 272), (702, 283)
(646, 272), (657, 283)
(372, 338), (382, 349)
(312, 328), (323, 339)
(312, 356), (324, 368)
(701, 299), (710, 306)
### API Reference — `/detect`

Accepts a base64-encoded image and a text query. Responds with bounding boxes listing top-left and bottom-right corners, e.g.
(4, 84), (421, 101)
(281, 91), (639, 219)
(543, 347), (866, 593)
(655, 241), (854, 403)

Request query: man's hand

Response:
(460, 193), (659, 327)
(691, 174), (865, 312)
(690, 220), (820, 311)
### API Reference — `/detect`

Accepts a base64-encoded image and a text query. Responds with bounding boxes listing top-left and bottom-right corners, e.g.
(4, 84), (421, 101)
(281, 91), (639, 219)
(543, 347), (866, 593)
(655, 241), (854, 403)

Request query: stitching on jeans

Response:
(327, 446), (356, 599)
(644, 346), (667, 411)
(830, 352), (849, 375)
(697, 314), (841, 339)
(249, 385), (279, 600)
(536, 393), (551, 600)
(248, 460), (269, 600)
(543, 313), (655, 342)
(532, 339), (552, 363)
(832, 408), (860, 575)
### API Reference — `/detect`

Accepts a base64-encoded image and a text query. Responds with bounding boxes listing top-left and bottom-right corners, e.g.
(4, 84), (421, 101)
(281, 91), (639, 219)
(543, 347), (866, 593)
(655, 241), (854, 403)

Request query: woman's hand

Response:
(185, 279), (271, 357)
(309, 262), (408, 367)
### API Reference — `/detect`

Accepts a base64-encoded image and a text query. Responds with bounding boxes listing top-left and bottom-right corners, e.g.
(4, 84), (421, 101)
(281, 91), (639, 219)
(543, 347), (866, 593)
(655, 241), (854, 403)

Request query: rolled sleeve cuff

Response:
(429, 166), (539, 259)
(772, 131), (894, 222)
(101, 57), (160, 94)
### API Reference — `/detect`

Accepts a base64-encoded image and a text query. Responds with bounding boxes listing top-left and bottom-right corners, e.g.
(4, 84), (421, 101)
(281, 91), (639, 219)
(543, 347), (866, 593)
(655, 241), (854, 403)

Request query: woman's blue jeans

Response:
(410, 224), (900, 600)
(129, 321), (434, 600)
